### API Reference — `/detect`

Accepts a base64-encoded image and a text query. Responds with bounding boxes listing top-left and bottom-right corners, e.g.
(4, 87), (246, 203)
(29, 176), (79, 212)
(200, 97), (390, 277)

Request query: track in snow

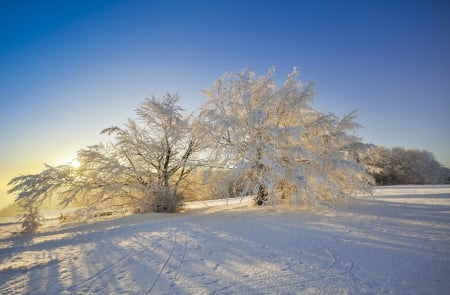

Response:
(146, 230), (189, 294)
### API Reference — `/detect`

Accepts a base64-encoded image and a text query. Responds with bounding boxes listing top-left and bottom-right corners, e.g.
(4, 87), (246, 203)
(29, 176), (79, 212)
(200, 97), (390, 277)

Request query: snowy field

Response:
(1, 185), (449, 294)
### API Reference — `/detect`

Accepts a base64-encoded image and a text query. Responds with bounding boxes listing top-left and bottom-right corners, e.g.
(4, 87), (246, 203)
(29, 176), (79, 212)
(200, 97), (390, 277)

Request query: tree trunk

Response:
(256, 183), (268, 206)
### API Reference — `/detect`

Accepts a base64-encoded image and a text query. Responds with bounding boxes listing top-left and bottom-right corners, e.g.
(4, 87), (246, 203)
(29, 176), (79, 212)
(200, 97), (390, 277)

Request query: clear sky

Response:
(1, 0), (449, 207)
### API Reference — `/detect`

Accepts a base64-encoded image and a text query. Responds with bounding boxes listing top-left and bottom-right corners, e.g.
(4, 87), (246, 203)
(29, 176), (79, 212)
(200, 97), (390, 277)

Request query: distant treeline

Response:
(361, 145), (450, 185)
(0, 202), (20, 218)
(0, 198), (62, 218)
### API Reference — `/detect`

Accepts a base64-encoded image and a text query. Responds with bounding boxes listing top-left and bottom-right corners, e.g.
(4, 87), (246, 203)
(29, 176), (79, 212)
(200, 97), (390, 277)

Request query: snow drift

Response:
(0, 185), (449, 294)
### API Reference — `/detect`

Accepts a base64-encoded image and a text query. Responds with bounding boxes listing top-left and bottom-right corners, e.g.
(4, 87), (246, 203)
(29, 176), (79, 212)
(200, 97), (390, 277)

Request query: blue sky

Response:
(1, 0), (449, 205)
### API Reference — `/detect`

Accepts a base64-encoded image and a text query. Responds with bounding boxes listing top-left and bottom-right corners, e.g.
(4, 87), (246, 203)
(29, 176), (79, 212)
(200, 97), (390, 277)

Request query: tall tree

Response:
(8, 94), (206, 233)
(200, 67), (372, 206)
(99, 93), (206, 212)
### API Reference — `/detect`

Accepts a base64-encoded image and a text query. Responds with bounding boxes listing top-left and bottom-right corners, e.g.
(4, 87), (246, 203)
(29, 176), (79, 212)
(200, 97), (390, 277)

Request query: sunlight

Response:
(57, 154), (80, 168)
(70, 159), (80, 169)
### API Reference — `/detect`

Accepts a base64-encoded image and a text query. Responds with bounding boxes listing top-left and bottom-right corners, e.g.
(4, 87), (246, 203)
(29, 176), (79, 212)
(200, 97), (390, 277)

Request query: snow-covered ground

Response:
(1, 185), (449, 294)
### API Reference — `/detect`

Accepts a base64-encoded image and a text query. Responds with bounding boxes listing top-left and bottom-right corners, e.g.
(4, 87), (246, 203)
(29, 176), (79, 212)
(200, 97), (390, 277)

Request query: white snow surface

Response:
(1, 185), (449, 294)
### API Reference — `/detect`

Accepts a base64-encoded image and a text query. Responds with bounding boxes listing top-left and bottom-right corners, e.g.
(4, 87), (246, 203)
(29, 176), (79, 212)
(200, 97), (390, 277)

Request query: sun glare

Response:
(70, 159), (80, 168)
(57, 154), (80, 168)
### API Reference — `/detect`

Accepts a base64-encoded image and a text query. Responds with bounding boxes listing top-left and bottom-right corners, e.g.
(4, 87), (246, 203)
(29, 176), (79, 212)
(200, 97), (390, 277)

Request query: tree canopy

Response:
(8, 67), (374, 233)
(363, 146), (450, 185)
(200, 67), (372, 206)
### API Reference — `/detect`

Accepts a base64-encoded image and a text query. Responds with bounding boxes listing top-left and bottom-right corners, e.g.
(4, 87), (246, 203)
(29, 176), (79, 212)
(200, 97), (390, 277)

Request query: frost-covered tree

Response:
(8, 164), (74, 233)
(364, 146), (450, 185)
(347, 143), (383, 180)
(200, 67), (372, 207)
(8, 94), (206, 230)
(96, 94), (206, 212)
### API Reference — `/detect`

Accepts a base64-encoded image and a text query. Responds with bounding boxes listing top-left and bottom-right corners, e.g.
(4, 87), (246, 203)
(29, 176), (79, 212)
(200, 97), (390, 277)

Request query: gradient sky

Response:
(1, 0), (449, 207)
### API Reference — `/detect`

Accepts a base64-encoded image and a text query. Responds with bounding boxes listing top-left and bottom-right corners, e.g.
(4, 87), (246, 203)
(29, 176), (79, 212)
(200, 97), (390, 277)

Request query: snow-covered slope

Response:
(1, 185), (449, 294)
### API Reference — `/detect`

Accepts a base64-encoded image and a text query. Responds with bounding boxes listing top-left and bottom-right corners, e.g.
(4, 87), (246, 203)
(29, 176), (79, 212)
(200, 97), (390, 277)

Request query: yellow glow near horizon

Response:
(70, 159), (80, 169)
(57, 154), (80, 168)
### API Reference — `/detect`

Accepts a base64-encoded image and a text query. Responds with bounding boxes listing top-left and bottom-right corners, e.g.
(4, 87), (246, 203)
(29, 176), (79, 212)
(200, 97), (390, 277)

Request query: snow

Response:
(1, 185), (449, 294)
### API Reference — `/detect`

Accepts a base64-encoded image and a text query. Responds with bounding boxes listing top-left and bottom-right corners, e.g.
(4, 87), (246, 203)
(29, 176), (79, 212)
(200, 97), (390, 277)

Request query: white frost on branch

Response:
(200, 67), (372, 207)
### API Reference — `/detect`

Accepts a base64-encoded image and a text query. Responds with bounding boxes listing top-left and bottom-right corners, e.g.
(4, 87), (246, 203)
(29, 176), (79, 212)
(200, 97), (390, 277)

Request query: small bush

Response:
(151, 187), (183, 213)
(20, 206), (43, 234)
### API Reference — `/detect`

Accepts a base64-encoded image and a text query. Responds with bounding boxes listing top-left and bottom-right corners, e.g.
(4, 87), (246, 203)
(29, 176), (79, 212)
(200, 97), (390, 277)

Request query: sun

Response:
(57, 154), (80, 168)
(70, 159), (80, 168)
